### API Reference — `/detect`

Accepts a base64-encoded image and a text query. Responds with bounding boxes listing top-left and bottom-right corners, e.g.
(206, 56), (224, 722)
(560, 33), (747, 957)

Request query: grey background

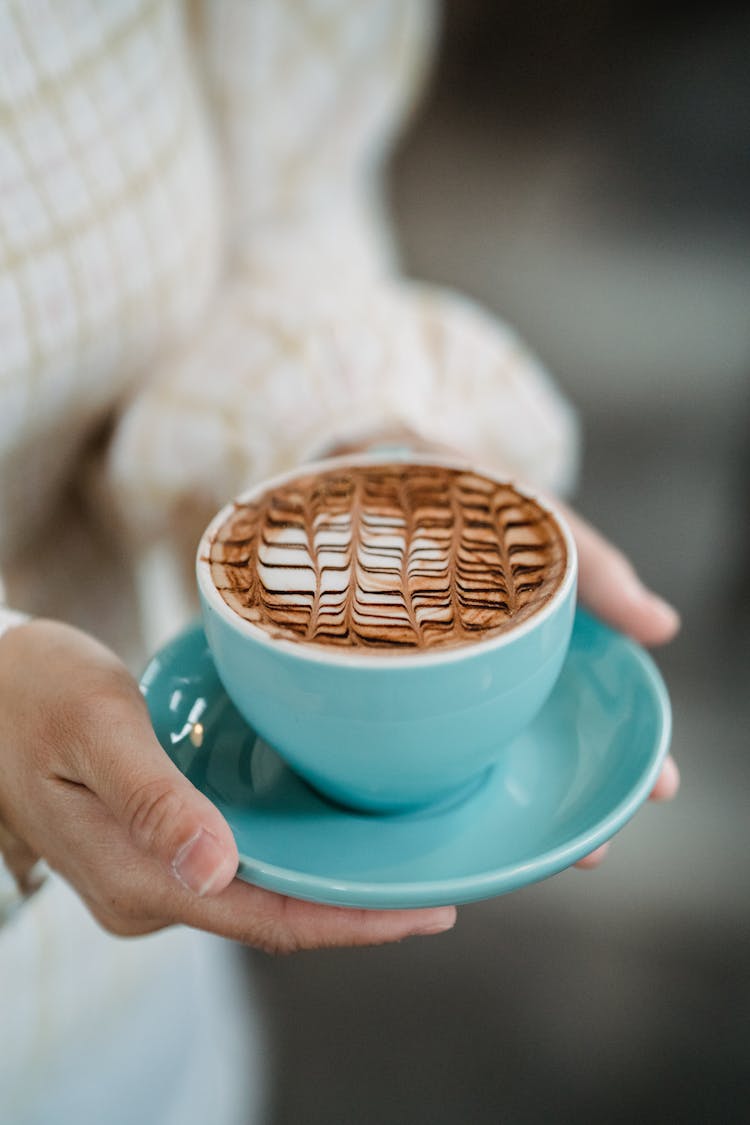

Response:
(252, 4), (750, 1121)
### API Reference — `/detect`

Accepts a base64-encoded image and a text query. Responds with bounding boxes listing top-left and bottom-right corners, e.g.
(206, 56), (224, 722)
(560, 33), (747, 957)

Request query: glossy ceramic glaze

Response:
(140, 610), (671, 908)
(196, 455), (578, 811)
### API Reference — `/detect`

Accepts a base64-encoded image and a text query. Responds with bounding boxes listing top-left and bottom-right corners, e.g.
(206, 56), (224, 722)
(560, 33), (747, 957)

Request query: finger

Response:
(560, 507), (681, 646)
(574, 842), (611, 870)
(69, 690), (238, 897)
(649, 755), (680, 801)
(180, 879), (457, 953)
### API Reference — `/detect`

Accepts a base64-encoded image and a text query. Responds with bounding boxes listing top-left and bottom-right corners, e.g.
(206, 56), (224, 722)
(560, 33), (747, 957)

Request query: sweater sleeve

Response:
(192, 0), (438, 282)
(99, 0), (578, 548)
(101, 277), (578, 551)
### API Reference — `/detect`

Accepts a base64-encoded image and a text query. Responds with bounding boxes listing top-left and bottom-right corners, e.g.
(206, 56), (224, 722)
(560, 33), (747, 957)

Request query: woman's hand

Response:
(0, 620), (455, 948)
(561, 506), (681, 868)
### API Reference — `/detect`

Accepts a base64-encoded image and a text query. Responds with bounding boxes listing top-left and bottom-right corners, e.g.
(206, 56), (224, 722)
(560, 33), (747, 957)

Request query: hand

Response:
(561, 507), (681, 869)
(0, 621), (455, 949)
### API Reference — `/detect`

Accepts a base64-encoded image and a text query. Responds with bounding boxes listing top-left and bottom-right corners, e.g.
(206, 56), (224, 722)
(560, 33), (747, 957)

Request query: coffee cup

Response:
(196, 455), (577, 812)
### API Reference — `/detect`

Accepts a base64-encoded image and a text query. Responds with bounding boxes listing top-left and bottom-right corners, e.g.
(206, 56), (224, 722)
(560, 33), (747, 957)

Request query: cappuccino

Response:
(206, 462), (567, 653)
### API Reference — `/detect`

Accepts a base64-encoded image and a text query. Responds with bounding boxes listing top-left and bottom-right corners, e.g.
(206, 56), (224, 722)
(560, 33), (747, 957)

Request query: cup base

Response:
(299, 765), (495, 818)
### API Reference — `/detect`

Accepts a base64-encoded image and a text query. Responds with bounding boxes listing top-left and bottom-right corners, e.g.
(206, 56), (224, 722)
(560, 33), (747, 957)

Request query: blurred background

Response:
(249, 2), (750, 1122)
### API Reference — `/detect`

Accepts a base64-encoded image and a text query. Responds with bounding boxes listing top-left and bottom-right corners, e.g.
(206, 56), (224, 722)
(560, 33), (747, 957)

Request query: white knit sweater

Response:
(0, 2), (577, 1122)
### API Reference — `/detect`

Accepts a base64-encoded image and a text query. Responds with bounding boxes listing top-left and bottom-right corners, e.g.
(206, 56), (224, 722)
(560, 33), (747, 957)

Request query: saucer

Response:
(140, 611), (671, 909)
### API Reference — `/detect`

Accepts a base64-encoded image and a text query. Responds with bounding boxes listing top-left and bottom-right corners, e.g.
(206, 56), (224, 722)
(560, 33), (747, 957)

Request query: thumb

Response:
(78, 694), (239, 896)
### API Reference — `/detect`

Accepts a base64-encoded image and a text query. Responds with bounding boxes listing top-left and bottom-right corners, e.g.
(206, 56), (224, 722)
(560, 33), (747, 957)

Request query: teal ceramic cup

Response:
(197, 458), (578, 813)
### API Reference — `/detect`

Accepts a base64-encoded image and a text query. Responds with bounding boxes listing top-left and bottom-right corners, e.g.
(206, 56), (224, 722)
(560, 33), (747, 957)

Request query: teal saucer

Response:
(140, 611), (671, 909)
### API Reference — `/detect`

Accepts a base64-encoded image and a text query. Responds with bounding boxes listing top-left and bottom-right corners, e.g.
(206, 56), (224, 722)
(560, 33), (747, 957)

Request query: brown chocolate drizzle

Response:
(207, 464), (567, 651)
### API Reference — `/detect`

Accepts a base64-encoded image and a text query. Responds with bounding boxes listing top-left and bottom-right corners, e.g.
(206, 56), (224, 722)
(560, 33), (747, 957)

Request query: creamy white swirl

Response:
(207, 463), (567, 651)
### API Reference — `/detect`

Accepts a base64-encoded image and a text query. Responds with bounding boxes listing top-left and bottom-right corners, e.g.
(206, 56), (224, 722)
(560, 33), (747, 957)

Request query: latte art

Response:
(207, 464), (567, 651)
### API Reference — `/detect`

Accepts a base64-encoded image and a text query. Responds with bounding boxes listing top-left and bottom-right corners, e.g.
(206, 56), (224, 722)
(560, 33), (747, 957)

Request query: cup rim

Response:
(196, 453), (578, 669)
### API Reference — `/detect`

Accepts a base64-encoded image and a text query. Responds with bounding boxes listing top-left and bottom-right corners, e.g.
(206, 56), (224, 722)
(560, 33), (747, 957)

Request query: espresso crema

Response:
(207, 463), (567, 652)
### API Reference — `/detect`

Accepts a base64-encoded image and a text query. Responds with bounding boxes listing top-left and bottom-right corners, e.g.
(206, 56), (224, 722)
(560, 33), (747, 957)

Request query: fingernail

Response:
(413, 907), (457, 936)
(172, 828), (229, 896)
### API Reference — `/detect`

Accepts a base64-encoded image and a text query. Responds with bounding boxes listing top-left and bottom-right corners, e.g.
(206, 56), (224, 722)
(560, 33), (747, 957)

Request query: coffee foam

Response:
(206, 463), (568, 651)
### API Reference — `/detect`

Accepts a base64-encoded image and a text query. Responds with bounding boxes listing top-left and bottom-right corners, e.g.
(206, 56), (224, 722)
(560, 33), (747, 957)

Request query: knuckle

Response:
(96, 911), (160, 938)
(94, 909), (131, 937)
(87, 902), (147, 938)
(85, 888), (163, 938)
(250, 915), (299, 956)
(122, 778), (185, 854)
